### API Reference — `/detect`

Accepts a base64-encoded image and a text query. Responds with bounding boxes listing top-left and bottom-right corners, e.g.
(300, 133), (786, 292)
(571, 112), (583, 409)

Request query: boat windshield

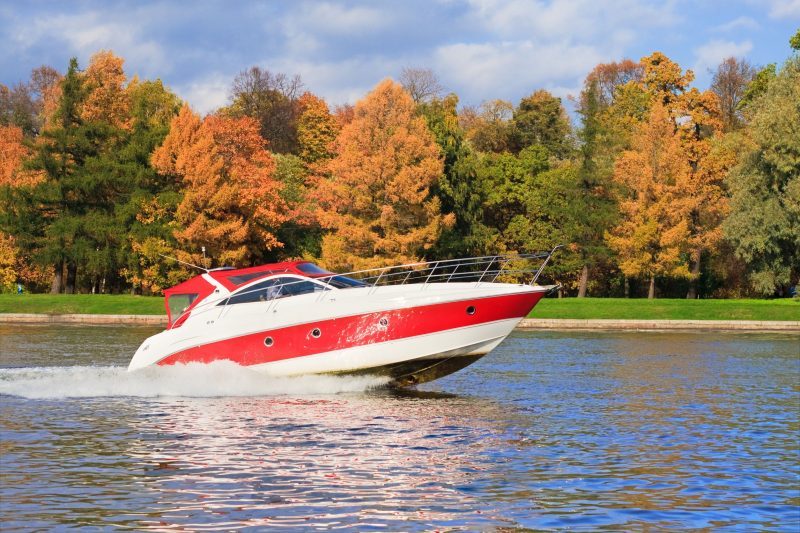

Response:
(167, 293), (198, 324)
(219, 277), (325, 306)
(296, 263), (332, 275)
(325, 275), (367, 288)
(296, 263), (366, 288)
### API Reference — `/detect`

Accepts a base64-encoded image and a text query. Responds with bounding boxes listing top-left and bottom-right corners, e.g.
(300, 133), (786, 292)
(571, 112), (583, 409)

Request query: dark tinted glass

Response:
(296, 263), (332, 275)
(220, 277), (323, 305)
(326, 276), (367, 288)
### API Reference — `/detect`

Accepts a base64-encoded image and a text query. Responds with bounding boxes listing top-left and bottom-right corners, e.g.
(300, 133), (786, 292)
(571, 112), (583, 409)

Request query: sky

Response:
(1, 0), (798, 115)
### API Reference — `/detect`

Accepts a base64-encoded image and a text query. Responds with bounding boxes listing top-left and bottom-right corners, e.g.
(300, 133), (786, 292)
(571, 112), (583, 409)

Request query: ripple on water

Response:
(1, 326), (799, 531)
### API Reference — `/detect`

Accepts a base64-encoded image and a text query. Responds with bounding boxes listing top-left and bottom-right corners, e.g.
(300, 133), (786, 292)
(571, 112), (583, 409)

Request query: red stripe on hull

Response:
(158, 291), (543, 367)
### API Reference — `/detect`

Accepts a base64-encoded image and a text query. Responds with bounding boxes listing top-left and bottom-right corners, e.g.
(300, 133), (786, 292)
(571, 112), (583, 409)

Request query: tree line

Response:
(1, 33), (798, 298)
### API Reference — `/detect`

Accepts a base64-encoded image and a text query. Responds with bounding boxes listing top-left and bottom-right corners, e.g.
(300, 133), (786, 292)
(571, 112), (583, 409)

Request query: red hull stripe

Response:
(157, 291), (543, 367)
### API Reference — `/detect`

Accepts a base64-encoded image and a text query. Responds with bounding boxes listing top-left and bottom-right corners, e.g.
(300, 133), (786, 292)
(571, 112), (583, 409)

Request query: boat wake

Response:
(0, 361), (389, 399)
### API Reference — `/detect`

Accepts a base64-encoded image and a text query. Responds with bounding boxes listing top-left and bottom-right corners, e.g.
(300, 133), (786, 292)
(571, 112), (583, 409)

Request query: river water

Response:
(1, 324), (798, 531)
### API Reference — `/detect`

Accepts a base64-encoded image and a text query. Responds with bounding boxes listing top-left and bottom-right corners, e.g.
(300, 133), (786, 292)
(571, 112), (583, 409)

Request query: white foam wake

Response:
(0, 361), (389, 399)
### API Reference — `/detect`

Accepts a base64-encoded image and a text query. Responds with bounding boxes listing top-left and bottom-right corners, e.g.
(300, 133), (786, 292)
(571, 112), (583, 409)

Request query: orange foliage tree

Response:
(641, 53), (729, 297)
(296, 92), (339, 166)
(606, 103), (692, 298)
(315, 79), (453, 271)
(80, 50), (130, 129)
(0, 125), (32, 186)
(152, 104), (285, 267)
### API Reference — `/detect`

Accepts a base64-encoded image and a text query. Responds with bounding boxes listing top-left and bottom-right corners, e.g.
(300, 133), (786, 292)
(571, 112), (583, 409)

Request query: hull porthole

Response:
(264, 336), (274, 347)
(466, 305), (476, 315)
(311, 328), (322, 338)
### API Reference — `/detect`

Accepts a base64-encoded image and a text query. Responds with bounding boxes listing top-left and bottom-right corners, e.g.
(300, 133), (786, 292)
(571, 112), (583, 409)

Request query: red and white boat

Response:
(128, 251), (558, 386)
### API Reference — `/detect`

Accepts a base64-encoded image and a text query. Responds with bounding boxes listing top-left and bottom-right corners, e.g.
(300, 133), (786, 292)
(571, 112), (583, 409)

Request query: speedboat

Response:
(128, 250), (559, 386)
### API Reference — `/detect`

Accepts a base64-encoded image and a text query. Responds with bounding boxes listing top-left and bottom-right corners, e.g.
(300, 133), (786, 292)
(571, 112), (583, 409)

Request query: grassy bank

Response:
(0, 294), (165, 315)
(0, 294), (798, 321)
(528, 297), (800, 321)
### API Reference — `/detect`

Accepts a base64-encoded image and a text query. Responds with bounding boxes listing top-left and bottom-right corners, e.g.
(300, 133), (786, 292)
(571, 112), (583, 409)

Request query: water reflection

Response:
(1, 326), (799, 530)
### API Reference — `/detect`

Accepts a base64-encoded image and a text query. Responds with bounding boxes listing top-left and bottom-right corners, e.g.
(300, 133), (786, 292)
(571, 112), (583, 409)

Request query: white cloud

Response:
(764, 0), (800, 18)
(433, 40), (606, 105)
(693, 39), (753, 73)
(267, 55), (407, 107)
(461, 0), (678, 41)
(173, 73), (230, 115)
(713, 16), (760, 33)
(8, 11), (169, 77)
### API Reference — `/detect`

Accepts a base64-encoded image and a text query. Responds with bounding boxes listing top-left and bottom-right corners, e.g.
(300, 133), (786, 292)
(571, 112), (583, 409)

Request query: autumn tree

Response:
(399, 67), (444, 104)
(0, 125), (37, 186)
(582, 59), (644, 108)
(223, 67), (303, 154)
(571, 59), (648, 296)
(315, 79), (453, 271)
(0, 84), (36, 136)
(463, 99), (515, 153)
(641, 51), (694, 108)
(152, 105), (286, 267)
(606, 103), (692, 298)
(628, 52), (729, 298)
(710, 57), (757, 131)
(80, 50), (130, 128)
(723, 55), (800, 295)
(0, 65), (61, 136)
(296, 92), (339, 165)
(512, 89), (573, 158)
(113, 79), (183, 294)
(0, 125), (46, 291)
(419, 94), (492, 257)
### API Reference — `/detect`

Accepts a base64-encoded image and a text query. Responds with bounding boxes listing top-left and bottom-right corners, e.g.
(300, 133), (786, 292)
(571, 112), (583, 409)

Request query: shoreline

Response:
(1, 313), (798, 332)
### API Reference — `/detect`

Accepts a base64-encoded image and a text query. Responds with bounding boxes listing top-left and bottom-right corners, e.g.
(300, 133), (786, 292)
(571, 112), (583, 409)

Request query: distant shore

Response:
(1, 313), (798, 332)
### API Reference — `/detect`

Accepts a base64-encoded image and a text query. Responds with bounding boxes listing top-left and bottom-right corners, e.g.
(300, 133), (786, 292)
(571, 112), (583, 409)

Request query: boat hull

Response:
(129, 283), (547, 385)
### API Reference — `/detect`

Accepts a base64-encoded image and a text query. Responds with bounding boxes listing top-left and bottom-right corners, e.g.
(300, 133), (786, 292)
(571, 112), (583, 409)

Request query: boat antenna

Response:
(158, 253), (209, 273)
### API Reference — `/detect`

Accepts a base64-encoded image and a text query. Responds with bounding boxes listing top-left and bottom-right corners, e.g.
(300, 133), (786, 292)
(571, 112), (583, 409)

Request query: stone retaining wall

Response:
(517, 318), (800, 332)
(0, 313), (167, 325)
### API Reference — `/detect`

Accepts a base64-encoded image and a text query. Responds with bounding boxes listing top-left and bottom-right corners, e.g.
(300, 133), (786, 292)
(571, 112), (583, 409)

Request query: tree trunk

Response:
(686, 252), (701, 299)
(624, 276), (630, 298)
(65, 262), (77, 294)
(50, 261), (64, 294)
(648, 275), (656, 299)
(577, 265), (589, 298)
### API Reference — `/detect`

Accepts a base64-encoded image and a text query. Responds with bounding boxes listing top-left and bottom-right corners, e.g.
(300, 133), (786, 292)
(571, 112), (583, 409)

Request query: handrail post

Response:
(532, 244), (563, 284)
(370, 267), (387, 294)
(491, 257), (512, 282)
(423, 261), (440, 287)
(447, 262), (460, 282)
(477, 256), (498, 283)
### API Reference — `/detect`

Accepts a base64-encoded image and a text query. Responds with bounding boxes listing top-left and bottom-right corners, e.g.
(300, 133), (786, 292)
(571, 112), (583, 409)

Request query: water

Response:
(1, 324), (798, 531)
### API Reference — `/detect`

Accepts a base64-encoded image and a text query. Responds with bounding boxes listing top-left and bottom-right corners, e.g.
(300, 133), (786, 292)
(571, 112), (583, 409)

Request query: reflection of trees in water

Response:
(123, 394), (518, 528)
(602, 332), (799, 514)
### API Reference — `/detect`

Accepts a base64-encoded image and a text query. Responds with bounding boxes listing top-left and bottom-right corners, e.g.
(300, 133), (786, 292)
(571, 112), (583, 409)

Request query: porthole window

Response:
(311, 328), (322, 338)
(264, 336), (274, 347)
(379, 317), (389, 327)
(466, 305), (476, 315)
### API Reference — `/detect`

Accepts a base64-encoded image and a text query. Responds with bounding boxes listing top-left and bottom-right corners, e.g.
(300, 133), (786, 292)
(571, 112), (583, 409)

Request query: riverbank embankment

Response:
(2, 313), (798, 332)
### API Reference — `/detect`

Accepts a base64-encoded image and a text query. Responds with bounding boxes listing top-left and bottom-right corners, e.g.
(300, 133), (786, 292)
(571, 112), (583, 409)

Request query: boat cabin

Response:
(163, 261), (363, 328)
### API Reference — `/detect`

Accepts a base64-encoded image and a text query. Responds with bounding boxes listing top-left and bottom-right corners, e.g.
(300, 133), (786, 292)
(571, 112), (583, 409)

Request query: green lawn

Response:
(0, 294), (165, 315)
(528, 297), (800, 321)
(0, 294), (798, 321)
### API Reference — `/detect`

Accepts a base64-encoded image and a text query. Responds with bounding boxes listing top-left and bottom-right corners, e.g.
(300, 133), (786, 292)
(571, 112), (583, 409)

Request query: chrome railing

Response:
(170, 246), (562, 327)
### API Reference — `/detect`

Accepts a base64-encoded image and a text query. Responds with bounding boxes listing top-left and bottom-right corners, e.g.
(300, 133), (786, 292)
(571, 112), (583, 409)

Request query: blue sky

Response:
(1, 1), (798, 114)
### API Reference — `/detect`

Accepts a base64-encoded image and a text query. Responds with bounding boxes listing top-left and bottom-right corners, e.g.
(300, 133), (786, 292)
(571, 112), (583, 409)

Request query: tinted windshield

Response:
(325, 275), (367, 289)
(296, 263), (333, 275)
(219, 277), (324, 306)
